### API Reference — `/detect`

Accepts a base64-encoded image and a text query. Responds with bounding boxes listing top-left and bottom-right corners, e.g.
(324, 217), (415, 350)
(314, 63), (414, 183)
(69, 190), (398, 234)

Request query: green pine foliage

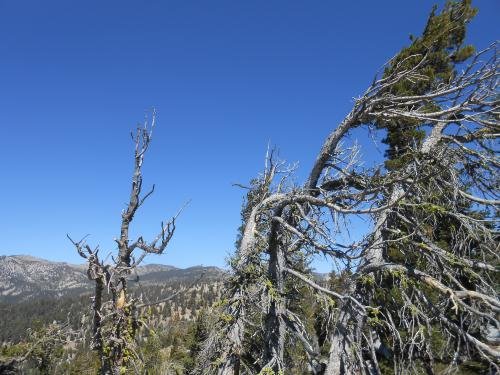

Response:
(368, 1), (494, 373)
(377, 0), (477, 170)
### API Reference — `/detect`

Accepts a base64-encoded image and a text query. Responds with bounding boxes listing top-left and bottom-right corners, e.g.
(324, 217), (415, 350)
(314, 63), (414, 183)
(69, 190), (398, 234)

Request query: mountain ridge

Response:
(0, 254), (225, 303)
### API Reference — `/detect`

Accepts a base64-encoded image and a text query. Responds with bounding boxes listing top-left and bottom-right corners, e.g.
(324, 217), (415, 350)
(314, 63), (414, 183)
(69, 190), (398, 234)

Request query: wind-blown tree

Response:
(325, 2), (498, 373)
(355, 1), (494, 373)
(325, 50), (498, 374)
(69, 114), (182, 374)
(196, 1), (499, 374)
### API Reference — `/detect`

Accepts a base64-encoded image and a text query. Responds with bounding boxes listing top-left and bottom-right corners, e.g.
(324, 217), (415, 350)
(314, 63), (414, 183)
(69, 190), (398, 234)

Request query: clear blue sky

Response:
(0, 1), (497, 271)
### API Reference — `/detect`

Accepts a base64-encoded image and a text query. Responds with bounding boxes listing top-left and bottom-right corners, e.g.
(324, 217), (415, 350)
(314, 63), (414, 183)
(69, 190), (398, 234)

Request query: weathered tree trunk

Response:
(325, 122), (448, 374)
(263, 215), (286, 371)
(325, 309), (359, 375)
(216, 208), (260, 375)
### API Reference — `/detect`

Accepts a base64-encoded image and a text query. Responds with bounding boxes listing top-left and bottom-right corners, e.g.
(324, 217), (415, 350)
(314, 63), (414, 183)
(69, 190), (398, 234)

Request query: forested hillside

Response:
(0, 257), (224, 373)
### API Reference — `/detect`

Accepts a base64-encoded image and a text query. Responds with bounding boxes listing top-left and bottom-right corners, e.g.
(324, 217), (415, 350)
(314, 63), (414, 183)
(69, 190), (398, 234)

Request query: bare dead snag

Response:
(68, 113), (181, 375)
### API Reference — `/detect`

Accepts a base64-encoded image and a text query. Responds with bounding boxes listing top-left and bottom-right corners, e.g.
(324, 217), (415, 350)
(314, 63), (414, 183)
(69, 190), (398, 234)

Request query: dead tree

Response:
(69, 114), (181, 374)
(196, 41), (499, 374)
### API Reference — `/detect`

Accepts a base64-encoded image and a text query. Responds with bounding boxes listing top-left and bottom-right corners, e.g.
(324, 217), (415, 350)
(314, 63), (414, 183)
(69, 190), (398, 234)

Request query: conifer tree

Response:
(370, 2), (495, 372)
(379, 0), (477, 170)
